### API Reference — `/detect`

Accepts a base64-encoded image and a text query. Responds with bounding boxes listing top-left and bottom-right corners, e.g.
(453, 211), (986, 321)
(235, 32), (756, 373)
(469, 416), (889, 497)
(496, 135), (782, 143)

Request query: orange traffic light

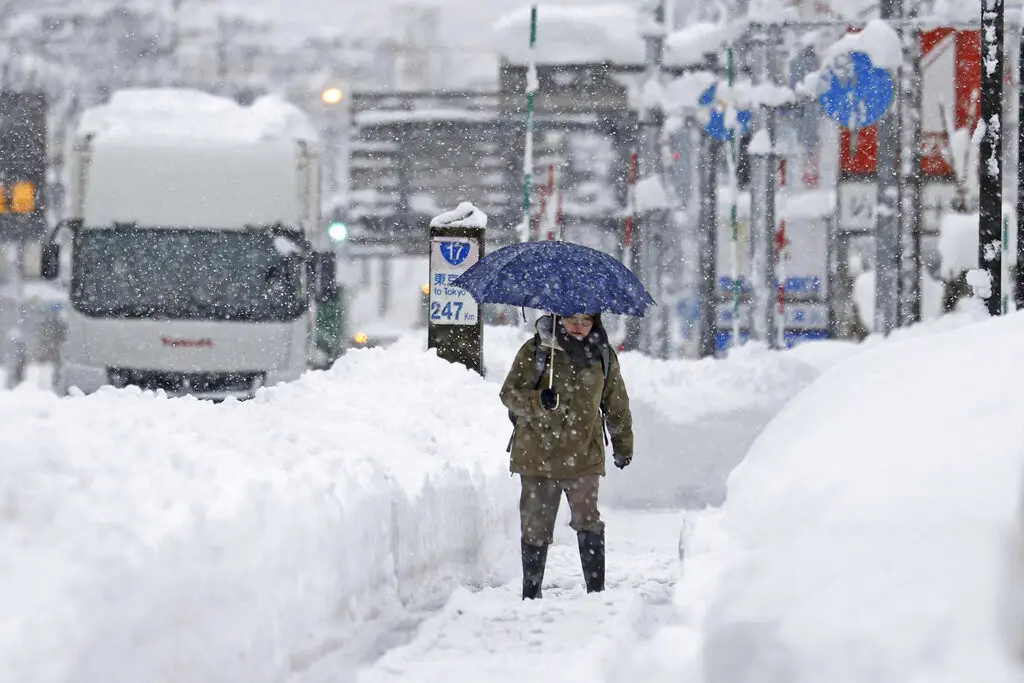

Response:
(12, 181), (34, 213)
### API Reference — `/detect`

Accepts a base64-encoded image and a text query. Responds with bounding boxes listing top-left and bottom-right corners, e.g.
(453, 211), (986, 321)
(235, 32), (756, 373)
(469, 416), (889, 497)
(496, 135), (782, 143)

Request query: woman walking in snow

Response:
(500, 312), (634, 599)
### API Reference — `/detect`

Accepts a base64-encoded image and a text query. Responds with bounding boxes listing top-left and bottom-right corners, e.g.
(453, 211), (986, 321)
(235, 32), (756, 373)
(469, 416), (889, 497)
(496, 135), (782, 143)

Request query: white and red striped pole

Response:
(545, 165), (556, 240)
(536, 165), (555, 240)
(774, 157), (787, 349)
(624, 152), (638, 265)
(555, 179), (564, 241)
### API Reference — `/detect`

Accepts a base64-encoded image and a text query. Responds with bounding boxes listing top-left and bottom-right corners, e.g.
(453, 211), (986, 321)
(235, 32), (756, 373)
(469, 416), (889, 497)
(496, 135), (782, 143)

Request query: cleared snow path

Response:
(352, 509), (685, 683)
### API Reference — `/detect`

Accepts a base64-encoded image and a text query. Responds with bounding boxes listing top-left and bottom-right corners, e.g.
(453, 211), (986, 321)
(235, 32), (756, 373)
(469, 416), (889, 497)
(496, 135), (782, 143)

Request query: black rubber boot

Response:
(522, 542), (548, 599)
(578, 530), (605, 593)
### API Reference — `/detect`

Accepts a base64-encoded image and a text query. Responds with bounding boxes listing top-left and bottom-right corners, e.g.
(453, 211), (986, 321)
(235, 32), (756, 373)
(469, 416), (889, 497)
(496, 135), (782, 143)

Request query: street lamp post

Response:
(320, 86), (345, 201)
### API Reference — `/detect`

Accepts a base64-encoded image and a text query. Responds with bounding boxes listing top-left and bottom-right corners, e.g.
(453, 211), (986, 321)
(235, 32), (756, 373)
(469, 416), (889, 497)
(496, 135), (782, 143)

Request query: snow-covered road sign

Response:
(819, 51), (894, 130)
(429, 237), (480, 325)
(840, 28), (981, 178)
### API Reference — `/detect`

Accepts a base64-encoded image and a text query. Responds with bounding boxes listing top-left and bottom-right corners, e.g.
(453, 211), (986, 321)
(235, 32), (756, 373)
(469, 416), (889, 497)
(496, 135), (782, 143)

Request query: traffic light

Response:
(328, 220), (348, 242)
(11, 181), (34, 213)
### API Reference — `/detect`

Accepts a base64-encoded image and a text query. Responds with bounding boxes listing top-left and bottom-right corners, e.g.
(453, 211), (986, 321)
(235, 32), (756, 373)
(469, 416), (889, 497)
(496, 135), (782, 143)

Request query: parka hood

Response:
(535, 314), (561, 349)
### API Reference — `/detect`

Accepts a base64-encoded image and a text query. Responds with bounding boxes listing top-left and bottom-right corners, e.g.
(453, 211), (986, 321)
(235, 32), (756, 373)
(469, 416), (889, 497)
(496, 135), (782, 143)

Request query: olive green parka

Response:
(499, 318), (633, 479)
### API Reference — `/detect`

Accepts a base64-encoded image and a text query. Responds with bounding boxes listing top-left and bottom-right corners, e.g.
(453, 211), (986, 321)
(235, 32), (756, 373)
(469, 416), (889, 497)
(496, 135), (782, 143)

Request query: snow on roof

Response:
(493, 4), (646, 65)
(77, 88), (319, 144)
(430, 202), (488, 229)
(354, 109), (496, 127)
(746, 0), (801, 22)
(494, 6), (755, 68)
(664, 21), (746, 67)
(821, 0), (879, 21)
(664, 71), (718, 108)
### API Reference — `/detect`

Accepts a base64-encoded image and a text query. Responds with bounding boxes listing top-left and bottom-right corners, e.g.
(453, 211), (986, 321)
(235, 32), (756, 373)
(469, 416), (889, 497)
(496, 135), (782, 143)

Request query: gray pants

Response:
(520, 474), (604, 547)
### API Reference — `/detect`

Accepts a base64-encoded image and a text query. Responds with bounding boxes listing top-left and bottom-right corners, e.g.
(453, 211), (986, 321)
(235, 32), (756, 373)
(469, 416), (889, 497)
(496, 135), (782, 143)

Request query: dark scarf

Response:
(554, 317), (610, 370)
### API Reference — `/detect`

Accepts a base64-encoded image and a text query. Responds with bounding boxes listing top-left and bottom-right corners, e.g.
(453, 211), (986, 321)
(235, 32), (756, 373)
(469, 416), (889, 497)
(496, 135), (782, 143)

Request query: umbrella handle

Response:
(549, 314), (556, 389)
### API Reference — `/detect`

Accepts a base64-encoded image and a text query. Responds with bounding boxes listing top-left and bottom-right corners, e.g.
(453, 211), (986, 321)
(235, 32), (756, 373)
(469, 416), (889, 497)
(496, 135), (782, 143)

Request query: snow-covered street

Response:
(8, 308), (1024, 683)
(1, 323), (829, 683)
(353, 509), (684, 683)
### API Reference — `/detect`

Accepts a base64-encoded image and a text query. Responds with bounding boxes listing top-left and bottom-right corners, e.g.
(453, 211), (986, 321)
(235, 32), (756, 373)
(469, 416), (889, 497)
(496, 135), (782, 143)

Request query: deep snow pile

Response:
(0, 346), (517, 683)
(6, 314), (970, 683)
(627, 311), (1024, 682)
(605, 344), (825, 508)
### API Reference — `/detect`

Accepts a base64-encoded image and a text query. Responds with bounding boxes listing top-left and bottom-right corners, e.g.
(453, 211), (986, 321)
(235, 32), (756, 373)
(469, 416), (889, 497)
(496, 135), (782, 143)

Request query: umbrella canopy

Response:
(451, 240), (655, 317)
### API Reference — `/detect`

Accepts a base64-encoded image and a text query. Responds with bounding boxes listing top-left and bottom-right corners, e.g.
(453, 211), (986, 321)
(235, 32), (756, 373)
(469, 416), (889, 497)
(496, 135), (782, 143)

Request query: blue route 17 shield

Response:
(440, 241), (471, 266)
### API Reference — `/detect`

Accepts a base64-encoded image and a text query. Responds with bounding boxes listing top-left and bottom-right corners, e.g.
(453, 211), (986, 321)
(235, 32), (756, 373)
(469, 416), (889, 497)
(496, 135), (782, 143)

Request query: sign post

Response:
(428, 202), (486, 375)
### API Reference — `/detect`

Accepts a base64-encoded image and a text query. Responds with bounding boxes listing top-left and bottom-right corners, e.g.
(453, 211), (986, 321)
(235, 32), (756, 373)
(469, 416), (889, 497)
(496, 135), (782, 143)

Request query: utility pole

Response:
(979, 0), (1004, 315)
(698, 123), (720, 358)
(629, 0), (667, 355)
(1017, 17), (1024, 309)
(897, 22), (923, 326)
(170, 0), (182, 82)
(874, 0), (902, 334)
(749, 23), (779, 347)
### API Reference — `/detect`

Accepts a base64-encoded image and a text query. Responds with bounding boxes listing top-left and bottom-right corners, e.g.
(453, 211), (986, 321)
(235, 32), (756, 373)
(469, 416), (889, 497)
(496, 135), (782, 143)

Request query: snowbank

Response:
(603, 344), (825, 509)
(0, 346), (516, 683)
(658, 311), (1024, 681)
(77, 88), (318, 143)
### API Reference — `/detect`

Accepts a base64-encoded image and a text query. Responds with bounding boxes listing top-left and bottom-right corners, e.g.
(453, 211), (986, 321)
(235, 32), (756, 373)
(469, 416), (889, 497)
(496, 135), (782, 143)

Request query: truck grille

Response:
(107, 368), (265, 397)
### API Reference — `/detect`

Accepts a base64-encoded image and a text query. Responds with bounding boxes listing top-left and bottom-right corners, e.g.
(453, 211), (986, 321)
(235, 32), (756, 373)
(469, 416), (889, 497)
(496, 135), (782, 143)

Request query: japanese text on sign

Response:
(429, 237), (479, 325)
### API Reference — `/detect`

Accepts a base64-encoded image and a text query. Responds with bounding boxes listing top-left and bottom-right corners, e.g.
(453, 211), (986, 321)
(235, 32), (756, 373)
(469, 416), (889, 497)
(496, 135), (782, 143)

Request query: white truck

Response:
(41, 88), (336, 399)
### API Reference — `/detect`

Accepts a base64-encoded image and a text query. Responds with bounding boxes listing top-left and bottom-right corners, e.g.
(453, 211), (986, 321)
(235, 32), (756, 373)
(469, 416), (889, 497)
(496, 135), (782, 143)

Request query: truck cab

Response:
(41, 89), (335, 399)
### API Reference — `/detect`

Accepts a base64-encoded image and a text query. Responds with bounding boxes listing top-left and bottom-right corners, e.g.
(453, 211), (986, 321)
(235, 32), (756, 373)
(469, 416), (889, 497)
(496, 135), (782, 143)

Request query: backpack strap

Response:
(507, 336), (546, 453)
(508, 340), (615, 453)
(531, 336), (548, 389)
(598, 346), (611, 446)
(532, 340), (613, 447)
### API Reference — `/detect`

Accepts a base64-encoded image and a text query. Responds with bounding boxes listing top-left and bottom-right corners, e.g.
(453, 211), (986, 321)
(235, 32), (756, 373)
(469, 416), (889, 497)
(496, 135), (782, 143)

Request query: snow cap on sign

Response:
(430, 202), (488, 229)
(821, 19), (903, 71)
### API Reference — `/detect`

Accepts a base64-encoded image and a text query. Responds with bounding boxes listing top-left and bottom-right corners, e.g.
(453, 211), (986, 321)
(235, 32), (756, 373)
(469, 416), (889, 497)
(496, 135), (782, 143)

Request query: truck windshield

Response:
(70, 227), (307, 322)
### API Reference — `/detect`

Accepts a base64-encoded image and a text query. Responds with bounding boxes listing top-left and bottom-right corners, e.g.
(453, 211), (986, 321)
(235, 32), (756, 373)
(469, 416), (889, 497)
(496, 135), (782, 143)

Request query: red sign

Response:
(161, 337), (214, 348)
(840, 28), (981, 178)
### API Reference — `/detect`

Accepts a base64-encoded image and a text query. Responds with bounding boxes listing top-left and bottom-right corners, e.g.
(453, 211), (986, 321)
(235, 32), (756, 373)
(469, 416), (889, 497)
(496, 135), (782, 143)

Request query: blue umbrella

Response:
(450, 240), (655, 317)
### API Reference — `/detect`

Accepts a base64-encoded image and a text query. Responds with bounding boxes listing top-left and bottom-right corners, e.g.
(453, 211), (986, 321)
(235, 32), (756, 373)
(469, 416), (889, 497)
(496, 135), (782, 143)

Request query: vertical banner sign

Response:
(429, 237), (480, 325)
